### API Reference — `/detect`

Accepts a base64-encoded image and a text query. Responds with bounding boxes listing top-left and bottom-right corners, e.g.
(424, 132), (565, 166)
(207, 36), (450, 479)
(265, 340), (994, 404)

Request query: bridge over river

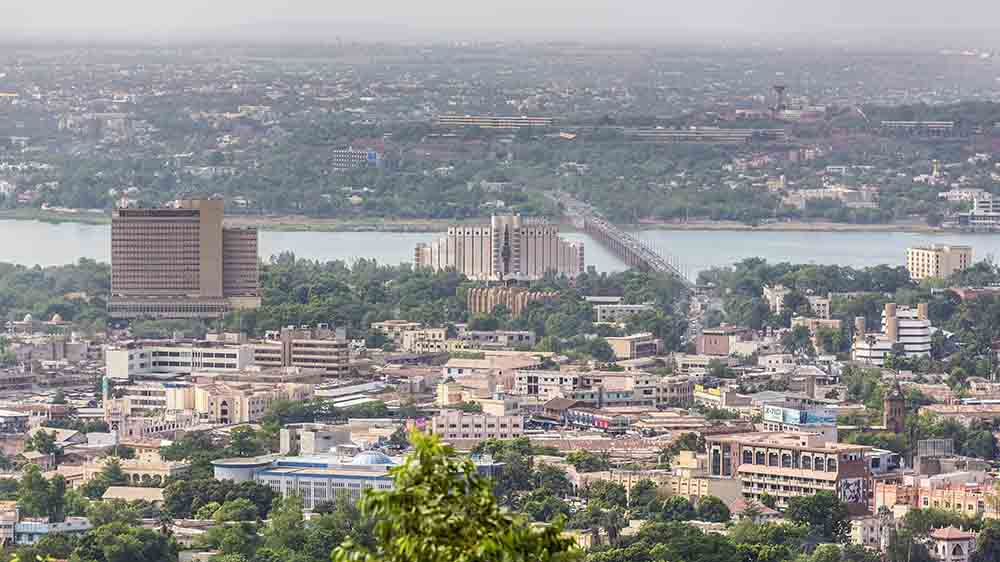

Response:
(547, 192), (693, 287)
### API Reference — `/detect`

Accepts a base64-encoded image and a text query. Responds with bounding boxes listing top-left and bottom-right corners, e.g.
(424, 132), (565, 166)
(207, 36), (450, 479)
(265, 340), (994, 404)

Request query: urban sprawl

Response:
(3, 41), (1000, 562)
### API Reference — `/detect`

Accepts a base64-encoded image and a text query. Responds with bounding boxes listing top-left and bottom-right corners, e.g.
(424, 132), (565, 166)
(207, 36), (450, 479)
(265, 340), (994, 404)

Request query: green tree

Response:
(194, 501), (222, 520)
(781, 325), (816, 357)
(585, 481), (627, 510)
(785, 491), (850, 543)
(226, 426), (265, 457)
(331, 431), (577, 562)
(973, 520), (1000, 562)
(25, 430), (60, 456)
(696, 496), (731, 522)
(660, 496), (696, 521)
(49, 474), (67, 522)
(565, 450), (610, 473)
(70, 521), (177, 562)
(262, 494), (307, 555)
(85, 499), (142, 527)
(213, 498), (259, 522)
(18, 465), (51, 518)
(627, 479), (659, 513)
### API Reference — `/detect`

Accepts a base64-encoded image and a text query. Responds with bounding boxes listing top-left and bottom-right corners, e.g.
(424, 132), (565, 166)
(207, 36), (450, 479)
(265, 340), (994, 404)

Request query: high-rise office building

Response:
(415, 215), (584, 281)
(109, 199), (260, 319)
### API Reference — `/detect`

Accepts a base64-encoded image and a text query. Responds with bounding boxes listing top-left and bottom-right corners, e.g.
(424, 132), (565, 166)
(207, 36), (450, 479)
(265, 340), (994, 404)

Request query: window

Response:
(743, 450), (753, 464)
(815, 458), (825, 471)
(827, 459), (837, 472)
(756, 451), (765, 465)
(768, 453), (779, 467)
(802, 456), (812, 470)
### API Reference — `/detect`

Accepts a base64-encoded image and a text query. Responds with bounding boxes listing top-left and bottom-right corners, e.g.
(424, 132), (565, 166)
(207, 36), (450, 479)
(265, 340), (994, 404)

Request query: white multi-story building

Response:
(213, 451), (503, 510)
(594, 303), (654, 323)
(852, 303), (932, 366)
(960, 197), (1000, 229)
(415, 214), (584, 281)
(104, 341), (253, 380)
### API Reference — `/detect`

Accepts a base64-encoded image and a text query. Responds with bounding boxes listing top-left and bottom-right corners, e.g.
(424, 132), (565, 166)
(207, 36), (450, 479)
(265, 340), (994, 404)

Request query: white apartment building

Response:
(594, 303), (654, 324)
(105, 341), (253, 380)
(852, 303), (932, 366)
(400, 328), (448, 353)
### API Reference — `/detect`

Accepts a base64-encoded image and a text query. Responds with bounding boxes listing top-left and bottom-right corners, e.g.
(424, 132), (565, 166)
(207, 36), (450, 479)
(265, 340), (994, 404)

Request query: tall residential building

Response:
(852, 303), (932, 366)
(415, 215), (584, 282)
(109, 199), (260, 319)
(906, 245), (973, 280)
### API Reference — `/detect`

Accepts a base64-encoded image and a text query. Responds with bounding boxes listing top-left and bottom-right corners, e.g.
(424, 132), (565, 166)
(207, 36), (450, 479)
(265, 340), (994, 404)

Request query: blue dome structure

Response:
(350, 451), (395, 466)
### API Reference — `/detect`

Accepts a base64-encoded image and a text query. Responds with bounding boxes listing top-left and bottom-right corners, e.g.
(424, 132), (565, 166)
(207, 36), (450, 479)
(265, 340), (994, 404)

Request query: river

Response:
(5, 219), (1000, 277)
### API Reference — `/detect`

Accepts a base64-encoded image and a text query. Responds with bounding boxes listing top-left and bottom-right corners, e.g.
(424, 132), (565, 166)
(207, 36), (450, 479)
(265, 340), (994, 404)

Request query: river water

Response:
(5, 219), (1000, 276)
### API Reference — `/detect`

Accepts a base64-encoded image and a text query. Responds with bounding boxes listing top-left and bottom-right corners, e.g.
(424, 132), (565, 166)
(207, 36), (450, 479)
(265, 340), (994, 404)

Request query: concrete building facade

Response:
(109, 199), (260, 319)
(907, 245), (973, 280)
(415, 215), (584, 281)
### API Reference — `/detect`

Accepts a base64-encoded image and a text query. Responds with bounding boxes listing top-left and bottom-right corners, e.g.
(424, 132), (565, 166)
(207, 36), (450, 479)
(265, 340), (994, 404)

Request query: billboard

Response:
(763, 405), (836, 425)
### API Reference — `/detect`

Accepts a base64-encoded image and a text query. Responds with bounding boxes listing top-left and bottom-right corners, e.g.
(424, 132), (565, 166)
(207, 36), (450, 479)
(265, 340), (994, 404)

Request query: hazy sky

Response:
(6, 0), (1000, 41)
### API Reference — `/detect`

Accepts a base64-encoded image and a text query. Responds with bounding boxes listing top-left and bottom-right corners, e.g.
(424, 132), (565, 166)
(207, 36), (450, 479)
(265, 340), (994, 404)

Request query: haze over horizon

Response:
(6, 0), (1000, 45)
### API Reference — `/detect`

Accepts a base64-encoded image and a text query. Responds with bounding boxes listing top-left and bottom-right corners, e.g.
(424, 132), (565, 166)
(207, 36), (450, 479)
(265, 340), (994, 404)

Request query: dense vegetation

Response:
(0, 259), (109, 333)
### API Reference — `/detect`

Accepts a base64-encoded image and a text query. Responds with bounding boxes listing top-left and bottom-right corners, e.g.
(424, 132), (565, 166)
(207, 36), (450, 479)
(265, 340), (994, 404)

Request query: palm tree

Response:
(601, 507), (628, 546)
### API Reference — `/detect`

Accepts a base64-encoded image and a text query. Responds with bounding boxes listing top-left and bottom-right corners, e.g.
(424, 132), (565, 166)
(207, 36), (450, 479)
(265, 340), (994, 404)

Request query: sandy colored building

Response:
(466, 286), (557, 317)
(706, 432), (872, 509)
(415, 215), (584, 281)
(606, 333), (663, 360)
(906, 244), (973, 280)
(109, 198), (260, 319)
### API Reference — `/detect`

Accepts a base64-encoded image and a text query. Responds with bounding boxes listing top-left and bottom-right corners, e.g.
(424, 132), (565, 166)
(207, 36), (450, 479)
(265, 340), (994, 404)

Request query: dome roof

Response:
(350, 451), (394, 466)
(22, 314), (32, 323)
(50, 313), (63, 323)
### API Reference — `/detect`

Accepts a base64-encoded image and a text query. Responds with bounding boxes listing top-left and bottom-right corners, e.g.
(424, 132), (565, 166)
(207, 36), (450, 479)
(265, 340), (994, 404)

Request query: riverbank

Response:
(630, 219), (945, 233)
(0, 208), (953, 234)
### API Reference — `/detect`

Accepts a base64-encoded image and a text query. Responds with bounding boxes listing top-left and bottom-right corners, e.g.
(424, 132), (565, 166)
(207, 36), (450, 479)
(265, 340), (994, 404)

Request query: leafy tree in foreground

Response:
(332, 431), (578, 562)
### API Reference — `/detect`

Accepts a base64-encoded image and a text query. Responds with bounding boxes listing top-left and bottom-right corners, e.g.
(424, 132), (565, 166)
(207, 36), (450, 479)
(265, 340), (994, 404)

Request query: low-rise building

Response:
(452, 330), (536, 350)
(606, 333), (662, 361)
(104, 340), (253, 380)
(371, 320), (423, 344)
(431, 411), (524, 442)
(594, 303), (654, 324)
(930, 527), (978, 562)
(400, 328), (448, 353)
(696, 325), (754, 356)
(213, 450), (502, 510)
(251, 326), (349, 377)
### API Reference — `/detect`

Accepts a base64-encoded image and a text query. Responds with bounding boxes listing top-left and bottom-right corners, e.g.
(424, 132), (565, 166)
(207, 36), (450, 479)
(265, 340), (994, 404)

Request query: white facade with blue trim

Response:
(213, 450), (502, 510)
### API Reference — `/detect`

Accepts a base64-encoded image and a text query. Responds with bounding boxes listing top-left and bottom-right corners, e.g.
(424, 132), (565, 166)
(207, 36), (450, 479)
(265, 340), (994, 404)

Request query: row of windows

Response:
(741, 449), (839, 472)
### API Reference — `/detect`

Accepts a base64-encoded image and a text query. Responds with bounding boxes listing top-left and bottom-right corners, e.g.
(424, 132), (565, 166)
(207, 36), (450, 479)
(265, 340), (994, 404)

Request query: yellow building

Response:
(906, 245), (973, 280)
